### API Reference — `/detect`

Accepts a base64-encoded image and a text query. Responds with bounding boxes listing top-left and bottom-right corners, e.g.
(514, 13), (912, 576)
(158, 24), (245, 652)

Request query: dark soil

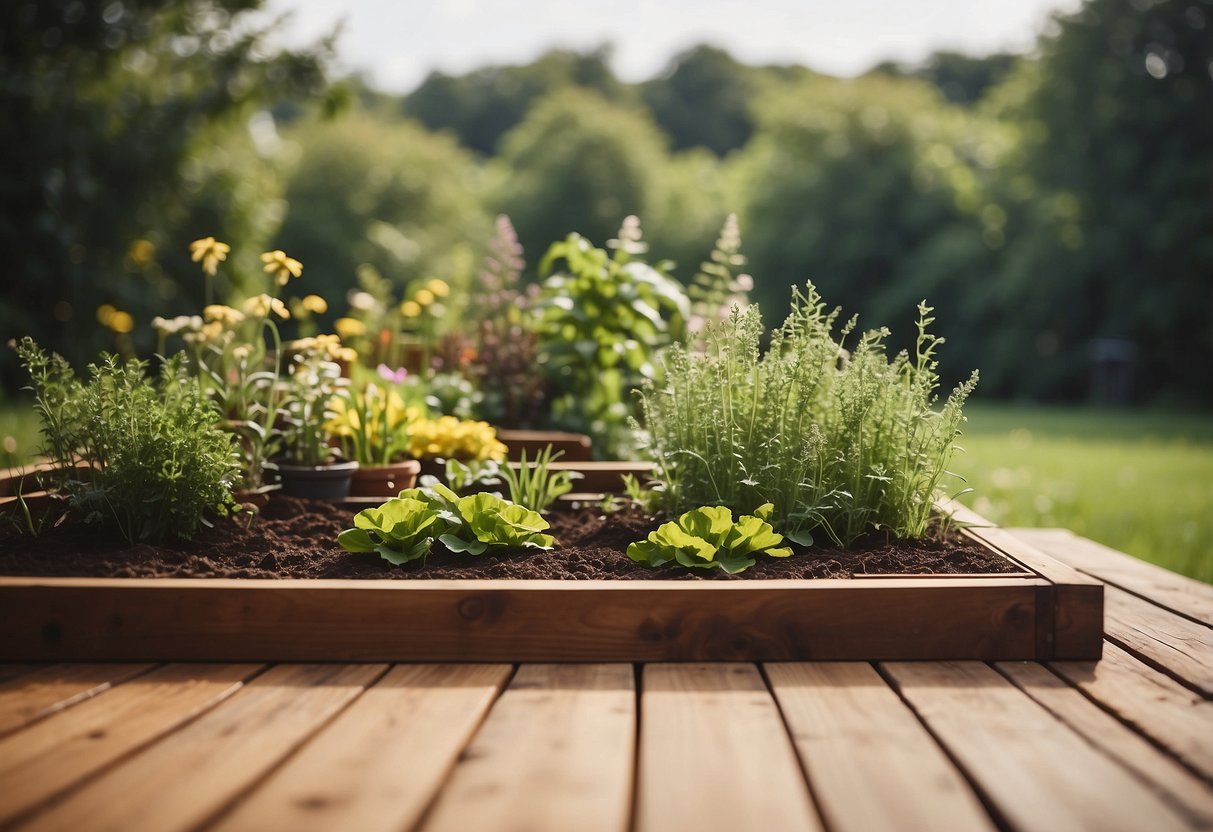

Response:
(0, 497), (1020, 580)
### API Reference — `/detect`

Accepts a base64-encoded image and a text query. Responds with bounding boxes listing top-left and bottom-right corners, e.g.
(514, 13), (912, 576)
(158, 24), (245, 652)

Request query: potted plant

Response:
(327, 380), (422, 498)
(276, 336), (358, 499)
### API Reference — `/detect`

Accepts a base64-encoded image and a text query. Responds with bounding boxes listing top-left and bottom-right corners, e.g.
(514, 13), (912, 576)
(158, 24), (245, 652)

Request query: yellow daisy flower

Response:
(260, 249), (303, 285)
(189, 237), (231, 276)
(203, 305), (246, 327)
(334, 317), (367, 339)
(400, 300), (422, 318)
(425, 278), (450, 298)
(243, 293), (290, 320)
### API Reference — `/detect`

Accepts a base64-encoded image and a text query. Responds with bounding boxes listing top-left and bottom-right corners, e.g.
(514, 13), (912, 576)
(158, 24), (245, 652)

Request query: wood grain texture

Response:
(0, 576), (1043, 662)
(0, 663), (258, 827)
(496, 429), (593, 462)
(997, 660), (1213, 827)
(213, 664), (510, 832)
(1051, 643), (1213, 781)
(1100, 585), (1213, 695)
(19, 663), (385, 832)
(636, 663), (822, 832)
(883, 661), (1191, 832)
(1012, 528), (1213, 627)
(0, 662), (153, 736)
(766, 662), (995, 832)
(421, 664), (635, 832)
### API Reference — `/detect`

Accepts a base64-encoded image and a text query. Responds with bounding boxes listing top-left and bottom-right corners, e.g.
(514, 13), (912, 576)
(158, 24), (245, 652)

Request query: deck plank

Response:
(213, 664), (510, 832)
(0, 664), (41, 685)
(1051, 642), (1213, 781)
(765, 662), (995, 832)
(882, 661), (1192, 832)
(420, 663), (635, 832)
(636, 663), (822, 832)
(0, 663), (154, 736)
(997, 660), (1213, 827)
(1101, 585), (1213, 696)
(17, 663), (385, 832)
(1011, 528), (1213, 627)
(0, 663), (259, 827)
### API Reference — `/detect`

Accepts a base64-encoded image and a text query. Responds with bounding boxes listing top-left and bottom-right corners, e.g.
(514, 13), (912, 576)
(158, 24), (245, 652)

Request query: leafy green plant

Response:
(635, 284), (978, 546)
(280, 340), (347, 465)
(687, 213), (753, 331)
(337, 482), (555, 566)
(627, 503), (791, 574)
(16, 338), (239, 543)
(535, 217), (689, 457)
(499, 445), (581, 512)
(336, 496), (439, 565)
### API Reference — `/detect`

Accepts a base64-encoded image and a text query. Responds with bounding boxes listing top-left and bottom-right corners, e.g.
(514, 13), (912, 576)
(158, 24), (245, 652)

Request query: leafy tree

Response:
(871, 51), (1018, 105)
(404, 47), (631, 155)
(272, 112), (490, 320)
(0, 0), (331, 387)
(491, 87), (669, 264)
(979, 0), (1213, 402)
(641, 45), (757, 155)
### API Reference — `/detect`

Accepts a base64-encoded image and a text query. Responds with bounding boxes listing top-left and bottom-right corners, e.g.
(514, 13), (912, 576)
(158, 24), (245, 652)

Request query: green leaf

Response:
(440, 533), (487, 555)
(680, 506), (733, 546)
(753, 502), (775, 520)
(337, 528), (375, 553)
(785, 530), (815, 547)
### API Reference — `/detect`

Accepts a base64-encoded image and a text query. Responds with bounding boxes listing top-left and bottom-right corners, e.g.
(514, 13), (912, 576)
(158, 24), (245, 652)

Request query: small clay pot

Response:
(276, 460), (359, 500)
(348, 459), (421, 498)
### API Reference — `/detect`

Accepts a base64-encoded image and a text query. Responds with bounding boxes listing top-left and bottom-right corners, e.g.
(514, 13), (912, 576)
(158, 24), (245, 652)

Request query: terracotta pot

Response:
(276, 460), (359, 500)
(349, 459), (421, 498)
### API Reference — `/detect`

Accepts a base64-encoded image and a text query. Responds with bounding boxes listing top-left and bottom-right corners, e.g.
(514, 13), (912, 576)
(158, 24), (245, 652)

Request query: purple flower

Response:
(377, 364), (408, 384)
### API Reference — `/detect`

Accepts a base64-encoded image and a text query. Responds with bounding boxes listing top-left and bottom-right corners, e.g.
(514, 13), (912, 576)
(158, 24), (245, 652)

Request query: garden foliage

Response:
(16, 338), (239, 543)
(627, 503), (791, 574)
(636, 284), (978, 546)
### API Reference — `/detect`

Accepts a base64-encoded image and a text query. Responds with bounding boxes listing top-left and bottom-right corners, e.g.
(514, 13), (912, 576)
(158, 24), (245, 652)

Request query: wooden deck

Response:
(0, 528), (1209, 831)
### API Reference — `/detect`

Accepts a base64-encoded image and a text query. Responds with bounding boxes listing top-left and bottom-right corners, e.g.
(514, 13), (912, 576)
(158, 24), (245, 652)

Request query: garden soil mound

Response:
(0, 497), (1018, 580)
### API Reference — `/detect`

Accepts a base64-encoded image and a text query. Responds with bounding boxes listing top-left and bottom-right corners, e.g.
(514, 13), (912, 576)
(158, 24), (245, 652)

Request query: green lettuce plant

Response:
(337, 482), (555, 566)
(627, 503), (791, 574)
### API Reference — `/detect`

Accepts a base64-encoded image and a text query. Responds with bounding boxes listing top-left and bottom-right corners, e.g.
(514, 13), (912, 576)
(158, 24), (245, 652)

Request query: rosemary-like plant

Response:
(499, 445), (581, 512)
(635, 284), (978, 546)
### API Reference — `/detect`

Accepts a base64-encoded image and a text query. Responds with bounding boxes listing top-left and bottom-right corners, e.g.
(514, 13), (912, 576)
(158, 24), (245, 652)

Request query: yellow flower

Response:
(96, 304), (116, 325)
(203, 304), (246, 327)
(425, 278), (450, 298)
(400, 300), (422, 318)
(334, 317), (367, 339)
(260, 249), (303, 285)
(337, 346), (358, 363)
(128, 238), (155, 266)
(301, 294), (328, 314)
(189, 237), (230, 276)
(243, 293), (289, 320)
(415, 288), (435, 307)
(406, 416), (506, 461)
(108, 311), (134, 334)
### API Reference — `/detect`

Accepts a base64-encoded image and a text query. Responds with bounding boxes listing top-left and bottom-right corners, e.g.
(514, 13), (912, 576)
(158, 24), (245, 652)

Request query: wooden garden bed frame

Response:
(0, 495), (1102, 662)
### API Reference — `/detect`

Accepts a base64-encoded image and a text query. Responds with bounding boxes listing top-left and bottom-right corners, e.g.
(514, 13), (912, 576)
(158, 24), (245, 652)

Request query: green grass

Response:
(954, 402), (1213, 583)
(0, 398), (40, 469)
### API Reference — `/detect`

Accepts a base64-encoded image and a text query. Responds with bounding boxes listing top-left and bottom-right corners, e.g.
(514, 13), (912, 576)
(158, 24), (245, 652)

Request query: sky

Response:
(262, 0), (1080, 94)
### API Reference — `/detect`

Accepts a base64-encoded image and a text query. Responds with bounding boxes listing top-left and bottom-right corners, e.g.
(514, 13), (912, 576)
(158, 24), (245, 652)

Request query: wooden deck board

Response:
(997, 660), (1213, 828)
(765, 662), (995, 832)
(213, 664), (511, 832)
(636, 663), (822, 832)
(1101, 585), (1213, 696)
(17, 664), (386, 832)
(1012, 528), (1213, 627)
(420, 664), (635, 832)
(1050, 643), (1213, 782)
(881, 660), (1193, 832)
(0, 530), (1210, 830)
(0, 662), (154, 736)
(0, 663), (260, 827)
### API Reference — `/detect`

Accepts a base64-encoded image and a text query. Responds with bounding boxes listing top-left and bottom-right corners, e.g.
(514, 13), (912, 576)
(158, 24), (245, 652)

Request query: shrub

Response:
(635, 284), (978, 545)
(16, 338), (239, 543)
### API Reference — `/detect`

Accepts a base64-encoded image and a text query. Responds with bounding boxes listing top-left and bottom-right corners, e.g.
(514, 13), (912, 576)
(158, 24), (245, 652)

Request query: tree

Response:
(404, 47), (631, 155)
(0, 0), (331, 387)
(491, 87), (669, 263)
(641, 45), (756, 155)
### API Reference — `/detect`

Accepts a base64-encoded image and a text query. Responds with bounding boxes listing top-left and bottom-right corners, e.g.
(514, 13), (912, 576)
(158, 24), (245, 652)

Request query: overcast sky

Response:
(262, 0), (1081, 93)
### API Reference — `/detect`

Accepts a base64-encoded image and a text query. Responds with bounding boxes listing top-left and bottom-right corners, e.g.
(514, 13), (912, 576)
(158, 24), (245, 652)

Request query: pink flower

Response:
(377, 364), (408, 384)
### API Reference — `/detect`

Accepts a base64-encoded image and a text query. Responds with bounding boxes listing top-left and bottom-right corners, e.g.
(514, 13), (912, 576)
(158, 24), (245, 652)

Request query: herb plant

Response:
(635, 284), (978, 546)
(535, 217), (689, 457)
(499, 445), (581, 512)
(16, 338), (239, 543)
(627, 503), (791, 574)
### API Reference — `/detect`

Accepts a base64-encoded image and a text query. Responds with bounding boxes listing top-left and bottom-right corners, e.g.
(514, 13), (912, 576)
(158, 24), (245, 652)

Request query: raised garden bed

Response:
(0, 489), (1102, 662)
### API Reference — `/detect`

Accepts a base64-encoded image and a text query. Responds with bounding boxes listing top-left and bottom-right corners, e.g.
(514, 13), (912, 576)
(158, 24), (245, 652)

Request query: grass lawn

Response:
(955, 402), (1213, 583)
(3, 396), (1210, 582)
